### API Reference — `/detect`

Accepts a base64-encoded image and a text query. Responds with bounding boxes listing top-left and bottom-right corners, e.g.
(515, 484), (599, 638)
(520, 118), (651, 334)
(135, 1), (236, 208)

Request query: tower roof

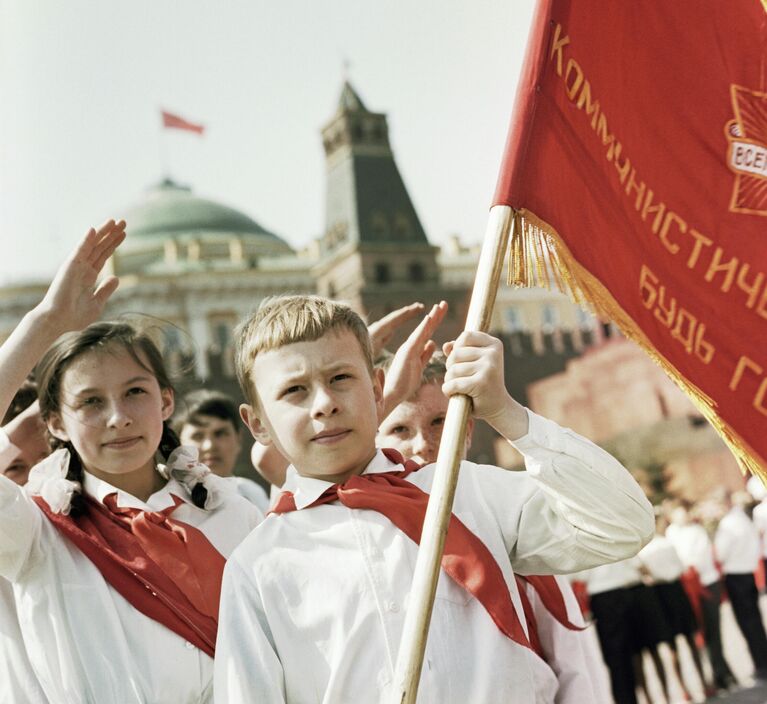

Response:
(321, 82), (429, 251)
(336, 81), (368, 114)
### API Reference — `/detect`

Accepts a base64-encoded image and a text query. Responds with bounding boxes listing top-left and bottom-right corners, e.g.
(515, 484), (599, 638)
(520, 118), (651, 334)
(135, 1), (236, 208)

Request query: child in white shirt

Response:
(0, 221), (263, 703)
(215, 294), (654, 703)
(376, 351), (613, 704)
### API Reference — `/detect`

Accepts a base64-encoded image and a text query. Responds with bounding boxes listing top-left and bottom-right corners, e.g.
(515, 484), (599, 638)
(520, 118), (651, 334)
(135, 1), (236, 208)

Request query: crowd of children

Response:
(1, 219), (757, 703)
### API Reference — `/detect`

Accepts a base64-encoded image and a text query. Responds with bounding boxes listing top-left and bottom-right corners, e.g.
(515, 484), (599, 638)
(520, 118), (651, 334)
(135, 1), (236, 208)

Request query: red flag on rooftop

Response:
(161, 110), (205, 135)
(493, 1), (767, 476)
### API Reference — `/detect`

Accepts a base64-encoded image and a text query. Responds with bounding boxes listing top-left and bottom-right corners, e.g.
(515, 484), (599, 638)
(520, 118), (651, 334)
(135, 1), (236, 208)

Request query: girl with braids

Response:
(0, 221), (263, 703)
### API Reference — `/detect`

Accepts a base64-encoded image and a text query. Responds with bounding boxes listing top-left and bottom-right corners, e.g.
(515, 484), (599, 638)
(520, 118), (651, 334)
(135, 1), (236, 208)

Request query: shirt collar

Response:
(82, 470), (186, 511)
(289, 449), (400, 510)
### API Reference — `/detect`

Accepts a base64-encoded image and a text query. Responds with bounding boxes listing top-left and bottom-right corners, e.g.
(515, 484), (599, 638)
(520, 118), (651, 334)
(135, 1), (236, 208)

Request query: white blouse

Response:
(638, 534), (685, 583)
(715, 506), (761, 575)
(524, 575), (612, 704)
(0, 578), (48, 703)
(665, 522), (719, 586)
(0, 458), (263, 704)
(215, 410), (654, 703)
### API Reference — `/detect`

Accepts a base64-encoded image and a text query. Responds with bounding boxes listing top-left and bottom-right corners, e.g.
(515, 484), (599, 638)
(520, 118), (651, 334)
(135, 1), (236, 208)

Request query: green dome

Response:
(123, 179), (289, 247)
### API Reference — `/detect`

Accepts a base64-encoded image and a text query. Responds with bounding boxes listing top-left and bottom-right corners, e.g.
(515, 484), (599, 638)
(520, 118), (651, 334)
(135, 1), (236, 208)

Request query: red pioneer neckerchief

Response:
(34, 491), (226, 657)
(271, 448), (536, 651)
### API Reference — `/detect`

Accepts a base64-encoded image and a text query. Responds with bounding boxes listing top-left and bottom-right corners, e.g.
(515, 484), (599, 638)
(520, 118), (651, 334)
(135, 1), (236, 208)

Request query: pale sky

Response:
(0, 0), (536, 284)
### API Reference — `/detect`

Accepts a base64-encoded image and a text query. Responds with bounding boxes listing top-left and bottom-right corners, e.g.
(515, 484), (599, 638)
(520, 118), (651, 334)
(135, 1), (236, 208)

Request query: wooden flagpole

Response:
(389, 204), (514, 704)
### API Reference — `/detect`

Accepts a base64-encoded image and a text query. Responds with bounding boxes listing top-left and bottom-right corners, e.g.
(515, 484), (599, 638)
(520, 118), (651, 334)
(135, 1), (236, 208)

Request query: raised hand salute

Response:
(0, 219), (126, 424)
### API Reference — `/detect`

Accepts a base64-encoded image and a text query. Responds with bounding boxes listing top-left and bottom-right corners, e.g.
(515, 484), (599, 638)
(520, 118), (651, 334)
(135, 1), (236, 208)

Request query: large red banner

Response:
(493, 1), (767, 474)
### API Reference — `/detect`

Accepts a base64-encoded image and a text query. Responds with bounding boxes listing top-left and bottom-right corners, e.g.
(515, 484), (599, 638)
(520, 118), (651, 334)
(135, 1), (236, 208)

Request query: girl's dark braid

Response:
(61, 422), (208, 514)
(63, 442), (87, 518)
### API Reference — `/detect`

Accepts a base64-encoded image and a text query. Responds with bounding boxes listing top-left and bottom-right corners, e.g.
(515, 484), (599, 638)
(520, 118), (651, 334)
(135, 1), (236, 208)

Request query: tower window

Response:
(374, 263), (391, 284)
(541, 305), (559, 332)
(576, 307), (593, 330)
(409, 262), (425, 282)
(370, 212), (387, 239)
(394, 213), (411, 239)
(215, 323), (230, 350)
(504, 307), (524, 332)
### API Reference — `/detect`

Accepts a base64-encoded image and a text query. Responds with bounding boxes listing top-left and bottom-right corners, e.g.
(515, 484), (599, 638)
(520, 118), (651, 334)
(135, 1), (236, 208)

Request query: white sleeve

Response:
(0, 474), (42, 581)
(0, 428), (21, 473)
(479, 410), (654, 575)
(214, 556), (285, 703)
(529, 579), (611, 704)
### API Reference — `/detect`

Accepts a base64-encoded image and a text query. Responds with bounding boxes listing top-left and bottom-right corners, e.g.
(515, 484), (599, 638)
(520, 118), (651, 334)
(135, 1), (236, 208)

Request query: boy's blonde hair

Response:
(376, 350), (447, 387)
(235, 294), (374, 406)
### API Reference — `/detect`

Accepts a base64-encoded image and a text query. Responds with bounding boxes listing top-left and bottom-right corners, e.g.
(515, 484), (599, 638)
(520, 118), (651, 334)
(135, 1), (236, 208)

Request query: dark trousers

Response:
(700, 581), (735, 687)
(590, 587), (638, 704)
(725, 572), (767, 677)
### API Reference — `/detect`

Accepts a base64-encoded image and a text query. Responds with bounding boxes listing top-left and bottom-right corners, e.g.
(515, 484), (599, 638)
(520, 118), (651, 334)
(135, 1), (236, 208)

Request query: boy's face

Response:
(240, 329), (384, 484)
(377, 382), (472, 465)
(179, 415), (241, 477)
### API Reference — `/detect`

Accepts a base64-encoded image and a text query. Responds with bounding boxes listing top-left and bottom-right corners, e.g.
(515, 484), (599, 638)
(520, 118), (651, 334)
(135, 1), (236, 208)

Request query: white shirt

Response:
(0, 457), (263, 704)
(665, 522), (719, 586)
(215, 410), (653, 704)
(582, 557), (643, 595)
(0, 428), (19, 473)
(638, 534), (685, 583)
(715, 506), (761, 574)
(525, 575), (612, 704)
(227, 475), (271, 514)
(752, 500), (767, 558)
(0, 579), (48, 704)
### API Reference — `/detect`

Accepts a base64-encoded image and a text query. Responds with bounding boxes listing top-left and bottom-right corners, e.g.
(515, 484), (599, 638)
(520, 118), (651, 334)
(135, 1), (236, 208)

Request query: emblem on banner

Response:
(726, 85), (767, 216)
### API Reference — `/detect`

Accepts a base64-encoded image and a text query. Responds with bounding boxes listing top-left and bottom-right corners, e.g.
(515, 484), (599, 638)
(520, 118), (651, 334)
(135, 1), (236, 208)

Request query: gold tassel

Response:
(506, 208), (766, 483)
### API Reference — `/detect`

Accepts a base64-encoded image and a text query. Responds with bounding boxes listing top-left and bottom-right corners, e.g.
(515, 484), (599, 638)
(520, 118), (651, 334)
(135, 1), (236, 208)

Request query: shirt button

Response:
(185, 641), (195, 650)
(387, 601), (400, 613)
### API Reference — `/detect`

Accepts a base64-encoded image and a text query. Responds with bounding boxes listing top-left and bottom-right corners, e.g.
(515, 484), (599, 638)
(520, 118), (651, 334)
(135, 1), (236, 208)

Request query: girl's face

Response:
(47, 345), (174, 481)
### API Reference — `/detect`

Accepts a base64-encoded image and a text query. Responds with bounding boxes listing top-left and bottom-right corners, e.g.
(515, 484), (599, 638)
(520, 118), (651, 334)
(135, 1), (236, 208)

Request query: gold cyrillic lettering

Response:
(641, 189), (666, 235)
(704, 246), (738, 292)
(653, 285), (676, 327)
(639, 265), (658, 309)
(613, 149), (631, 185)
(564, 58), (583, 100)
(595, 113), (617, 154)
(756, 285), (767, 320)
(686, 228), (713, 269)
(659, 211), (686, 255)
(624, 169), (646, 211)
(694, 325), (715, 364)
(550, 24), (570, 77)
(755, 378), (767, 417)
(730, 355), (763, 391)
(670, 309), (696, 354)
(736, 262), (765, 309)
(576, 81), (600, 129)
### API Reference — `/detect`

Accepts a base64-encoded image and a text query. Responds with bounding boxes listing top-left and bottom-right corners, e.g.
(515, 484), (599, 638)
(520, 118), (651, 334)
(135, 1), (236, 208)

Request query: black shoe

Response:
(714, 676), (737, 692)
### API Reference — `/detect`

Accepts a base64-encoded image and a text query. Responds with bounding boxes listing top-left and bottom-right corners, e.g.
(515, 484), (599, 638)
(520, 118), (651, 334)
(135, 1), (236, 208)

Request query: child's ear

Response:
(160, 388), (175, 421)
(46, 413), (69, 443)
(372, 367), (385, 411)
(240, 404), (272, 445)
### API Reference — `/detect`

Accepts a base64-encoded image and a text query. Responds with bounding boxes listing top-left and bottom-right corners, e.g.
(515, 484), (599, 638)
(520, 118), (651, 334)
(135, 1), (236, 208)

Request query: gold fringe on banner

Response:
(508, 208), (766, 482)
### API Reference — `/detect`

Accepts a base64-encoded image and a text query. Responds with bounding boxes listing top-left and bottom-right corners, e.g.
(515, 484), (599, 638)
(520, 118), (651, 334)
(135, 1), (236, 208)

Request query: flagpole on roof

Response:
(389, 204), (514, 704)
(157, 108), (171, 180)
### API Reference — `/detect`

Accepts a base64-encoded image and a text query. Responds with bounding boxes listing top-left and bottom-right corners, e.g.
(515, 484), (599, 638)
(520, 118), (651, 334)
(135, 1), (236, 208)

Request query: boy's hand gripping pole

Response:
(389, 205), (514, 704)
